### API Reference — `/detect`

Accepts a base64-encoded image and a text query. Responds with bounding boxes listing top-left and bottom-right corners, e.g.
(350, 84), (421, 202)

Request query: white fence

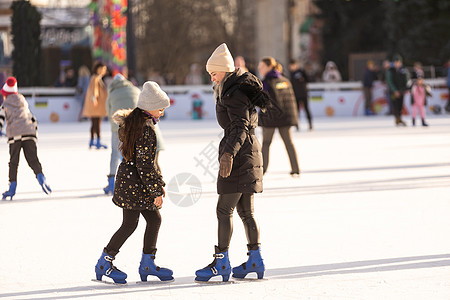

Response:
(19, 79), (448, 123)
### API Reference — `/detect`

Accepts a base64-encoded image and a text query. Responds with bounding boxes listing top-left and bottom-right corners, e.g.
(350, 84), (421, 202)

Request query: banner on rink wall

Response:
(19, 79), (448, 123)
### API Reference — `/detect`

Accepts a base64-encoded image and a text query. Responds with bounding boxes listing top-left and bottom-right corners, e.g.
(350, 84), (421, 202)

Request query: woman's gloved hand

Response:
(219, 153), (233, 178)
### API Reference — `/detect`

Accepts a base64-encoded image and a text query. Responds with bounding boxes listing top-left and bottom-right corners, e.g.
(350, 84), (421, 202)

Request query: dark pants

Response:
(9, 140), (43, 182)
(216, 193), (260, 252)
(297, 98), (313, 129)
(90, 117), (101, 139)
(105, 209), (161, 256)
(262, 126), (299, 174)
(363, 87), (372, 111)
(386, 89), (393, 115)
(392, 93), (404, 121)
(446, 88), (450, 112)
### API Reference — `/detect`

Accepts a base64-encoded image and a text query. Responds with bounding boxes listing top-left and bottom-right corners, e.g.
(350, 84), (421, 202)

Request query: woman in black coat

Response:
(258, 56), (300, 176)
(195, 43), (269, 282)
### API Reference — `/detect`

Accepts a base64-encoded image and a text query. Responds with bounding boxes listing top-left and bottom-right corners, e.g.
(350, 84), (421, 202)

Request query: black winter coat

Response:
(259, 71), (298, 128)
(112, 111), (164, 210)
(387, 66), (409, 93)
(215, 69), (266, 194)
(290, 68), (309, 100)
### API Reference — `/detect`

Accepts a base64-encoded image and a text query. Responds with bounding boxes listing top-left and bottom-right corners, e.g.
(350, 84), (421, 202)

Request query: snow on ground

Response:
(0, 115), (449, 300)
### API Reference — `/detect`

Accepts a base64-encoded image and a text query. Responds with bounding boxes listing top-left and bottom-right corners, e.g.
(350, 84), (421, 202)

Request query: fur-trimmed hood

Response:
(218, 69), (270, 111)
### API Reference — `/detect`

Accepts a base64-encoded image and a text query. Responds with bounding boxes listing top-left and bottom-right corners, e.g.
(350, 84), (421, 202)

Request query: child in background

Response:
(411, 76), (431, 127)
(0, 77), (51, 200)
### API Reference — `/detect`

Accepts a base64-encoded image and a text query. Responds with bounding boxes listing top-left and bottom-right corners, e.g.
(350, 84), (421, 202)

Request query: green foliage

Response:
(313, 0), (450, 79)
(11, 0), (42, 86)
(314, 0), (386, 80)
(384, 0), (450, 67)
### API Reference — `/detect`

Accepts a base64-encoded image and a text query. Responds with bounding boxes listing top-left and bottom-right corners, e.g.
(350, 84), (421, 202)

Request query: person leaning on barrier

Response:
(362, 60), (378, 116)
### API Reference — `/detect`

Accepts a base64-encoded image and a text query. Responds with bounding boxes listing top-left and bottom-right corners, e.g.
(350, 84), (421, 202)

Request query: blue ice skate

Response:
(195, 246), (231, 282)
(2, 181), (17, 200)
(103, 175), (115, 195)
(232, 246), (265, 279)
(37, 173), (52, 195)
(96, 139), (107, 149)
(89, 138), (95, 149)
(139, 252), (173, 282)
(365, 108), (375, 116)
(95, 251), (127, 284)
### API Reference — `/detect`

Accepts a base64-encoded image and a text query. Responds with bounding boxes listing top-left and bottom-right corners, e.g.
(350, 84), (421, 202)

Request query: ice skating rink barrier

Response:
(19, 79), (448, 123)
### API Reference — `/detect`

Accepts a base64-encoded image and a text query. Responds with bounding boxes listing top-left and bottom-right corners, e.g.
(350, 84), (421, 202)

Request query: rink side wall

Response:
(18, 79), (448, 123)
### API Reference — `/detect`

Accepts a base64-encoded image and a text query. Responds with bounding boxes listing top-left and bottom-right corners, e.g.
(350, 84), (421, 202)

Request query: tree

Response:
(11, 0), (42, 86)
(130, 0), (256, 84)
(313, 0), (386, 80)
(313, 0), (450, 79)
(384, 0), (450, 68)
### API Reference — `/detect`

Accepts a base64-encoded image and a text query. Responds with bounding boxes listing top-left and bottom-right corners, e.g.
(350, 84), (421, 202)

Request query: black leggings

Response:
(9, 140), (43, 182)
(216, 193), (260, 252)
(105, 209), (161, 256)
(90, 117), (101, 139)
(297, 98), (313, 129)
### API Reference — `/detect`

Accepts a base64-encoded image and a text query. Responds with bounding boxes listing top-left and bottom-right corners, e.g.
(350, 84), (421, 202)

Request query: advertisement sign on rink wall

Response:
(20, 79), (448, 123)
(307, 80), (448, 117)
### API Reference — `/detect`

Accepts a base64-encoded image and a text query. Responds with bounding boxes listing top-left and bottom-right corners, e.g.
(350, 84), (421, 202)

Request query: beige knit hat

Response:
(137, 81), (170, 111)
(206, 43), (235, 73)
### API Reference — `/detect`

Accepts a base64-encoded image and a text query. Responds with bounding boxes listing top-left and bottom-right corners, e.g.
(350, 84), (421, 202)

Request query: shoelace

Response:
(104, 255), (122, 275)
(203, 253), (225, 271)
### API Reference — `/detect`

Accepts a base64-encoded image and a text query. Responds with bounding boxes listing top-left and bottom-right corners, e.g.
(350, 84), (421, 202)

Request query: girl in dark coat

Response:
(258, 57), (300, 176)
(94, 81), (173, 284)
(195, 43), (270, 282)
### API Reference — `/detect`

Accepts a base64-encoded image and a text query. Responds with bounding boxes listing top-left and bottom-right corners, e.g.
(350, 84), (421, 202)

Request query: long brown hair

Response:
(118, 108), (148, 162)
(92, 61), (106, 75)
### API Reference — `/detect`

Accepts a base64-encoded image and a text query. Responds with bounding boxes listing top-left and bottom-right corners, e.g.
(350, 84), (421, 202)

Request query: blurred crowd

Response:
(0, 52), (448, 129)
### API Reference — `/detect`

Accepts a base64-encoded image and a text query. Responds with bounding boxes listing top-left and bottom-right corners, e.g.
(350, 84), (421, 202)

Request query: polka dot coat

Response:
(112, 122), (165, 210)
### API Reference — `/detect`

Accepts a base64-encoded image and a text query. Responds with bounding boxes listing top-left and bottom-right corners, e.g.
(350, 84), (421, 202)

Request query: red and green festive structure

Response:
(89, 0), (127, 72)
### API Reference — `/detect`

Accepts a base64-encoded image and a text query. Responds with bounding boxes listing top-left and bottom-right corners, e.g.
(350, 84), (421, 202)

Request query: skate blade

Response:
(195, 280), (237, 284)
(232, 277), (268, 282)
(91, 279), (127, 286)
(136, 279), (175, 284)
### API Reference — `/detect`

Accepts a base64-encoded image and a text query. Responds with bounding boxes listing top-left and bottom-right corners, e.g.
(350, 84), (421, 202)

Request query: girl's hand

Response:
(154, 196), (163, 209)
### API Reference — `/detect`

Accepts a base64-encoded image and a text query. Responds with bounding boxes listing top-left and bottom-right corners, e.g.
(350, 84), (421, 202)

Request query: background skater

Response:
(0, 77), (51, 200)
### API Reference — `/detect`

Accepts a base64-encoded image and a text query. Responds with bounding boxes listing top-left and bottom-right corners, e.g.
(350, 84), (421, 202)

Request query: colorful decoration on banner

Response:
(89, 0), (127, 72)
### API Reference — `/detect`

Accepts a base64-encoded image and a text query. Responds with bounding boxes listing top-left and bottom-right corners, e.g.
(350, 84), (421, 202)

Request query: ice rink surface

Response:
(0, 115), (449, 299)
